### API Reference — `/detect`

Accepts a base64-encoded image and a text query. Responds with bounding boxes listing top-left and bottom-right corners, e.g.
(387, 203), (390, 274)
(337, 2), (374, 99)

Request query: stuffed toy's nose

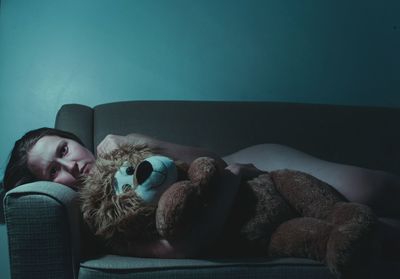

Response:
(136, 161), (153, 185)
(133, 155), (178, 204)
(113, 156), (178, 203)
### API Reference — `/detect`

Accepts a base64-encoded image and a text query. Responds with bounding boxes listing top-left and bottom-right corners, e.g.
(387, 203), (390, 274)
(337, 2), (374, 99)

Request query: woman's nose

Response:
(57, 159), (79, 176)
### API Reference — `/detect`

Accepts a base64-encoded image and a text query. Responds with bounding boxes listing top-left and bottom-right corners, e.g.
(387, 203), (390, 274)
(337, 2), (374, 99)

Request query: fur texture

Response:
(80, 144), (158, 251)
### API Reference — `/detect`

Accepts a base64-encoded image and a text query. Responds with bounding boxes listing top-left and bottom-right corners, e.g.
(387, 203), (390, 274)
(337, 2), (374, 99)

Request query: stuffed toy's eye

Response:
(122, 184), (132, 192)
(126, 166), (135, 175)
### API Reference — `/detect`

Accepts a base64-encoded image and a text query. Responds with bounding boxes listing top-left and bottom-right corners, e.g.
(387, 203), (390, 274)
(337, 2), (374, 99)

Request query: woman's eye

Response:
(49, 166), (58, 178)
(60, 145), (68, 157)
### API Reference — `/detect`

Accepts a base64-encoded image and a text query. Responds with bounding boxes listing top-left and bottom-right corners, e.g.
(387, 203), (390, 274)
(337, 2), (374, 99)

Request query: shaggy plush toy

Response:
(80, 144), (377, 275)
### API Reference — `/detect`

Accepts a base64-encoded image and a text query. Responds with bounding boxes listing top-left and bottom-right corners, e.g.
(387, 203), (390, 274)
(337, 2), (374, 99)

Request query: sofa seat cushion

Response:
(79, 255), (335, 279)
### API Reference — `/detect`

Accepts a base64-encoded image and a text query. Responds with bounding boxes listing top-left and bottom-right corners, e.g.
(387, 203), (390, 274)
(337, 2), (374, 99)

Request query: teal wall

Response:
(1, 0), (399, 278)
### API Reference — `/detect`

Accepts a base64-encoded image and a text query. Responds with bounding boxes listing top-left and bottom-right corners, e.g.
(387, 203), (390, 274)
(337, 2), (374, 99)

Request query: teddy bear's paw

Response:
(329, 202), (377, 227)
(188, 157), (219, 193)
(156, 181), (204, 240)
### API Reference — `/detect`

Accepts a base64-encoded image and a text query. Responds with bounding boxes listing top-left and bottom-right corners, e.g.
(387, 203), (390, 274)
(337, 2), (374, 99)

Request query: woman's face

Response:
(27, 135), (95, 189)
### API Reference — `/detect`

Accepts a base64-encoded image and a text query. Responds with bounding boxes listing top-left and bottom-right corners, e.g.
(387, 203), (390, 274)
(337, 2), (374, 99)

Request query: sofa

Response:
(4, 100), (400, 279)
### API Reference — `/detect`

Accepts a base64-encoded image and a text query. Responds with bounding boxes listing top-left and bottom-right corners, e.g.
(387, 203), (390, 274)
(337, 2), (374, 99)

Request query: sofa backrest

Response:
(55, 101), (400, 175)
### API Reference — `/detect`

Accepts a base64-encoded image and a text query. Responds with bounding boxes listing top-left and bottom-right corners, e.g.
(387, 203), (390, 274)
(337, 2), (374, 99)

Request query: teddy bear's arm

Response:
(271, 170), (346, 219)
(155, 167), (243, 258)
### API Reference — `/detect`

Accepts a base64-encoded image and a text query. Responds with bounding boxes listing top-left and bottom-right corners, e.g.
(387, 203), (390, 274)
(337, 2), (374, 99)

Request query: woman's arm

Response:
(97, 133), (227, 170)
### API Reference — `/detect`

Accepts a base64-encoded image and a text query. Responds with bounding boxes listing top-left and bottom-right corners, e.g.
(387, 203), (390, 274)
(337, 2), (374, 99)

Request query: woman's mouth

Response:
(81, 163), (91, 175)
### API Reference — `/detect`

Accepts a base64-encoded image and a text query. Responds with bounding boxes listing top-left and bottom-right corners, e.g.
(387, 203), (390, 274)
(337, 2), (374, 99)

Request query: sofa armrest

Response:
(4, 182), (81, 279)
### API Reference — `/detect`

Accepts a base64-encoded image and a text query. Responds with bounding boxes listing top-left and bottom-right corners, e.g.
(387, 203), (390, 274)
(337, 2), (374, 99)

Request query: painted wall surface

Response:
(0, 0), (399, 278)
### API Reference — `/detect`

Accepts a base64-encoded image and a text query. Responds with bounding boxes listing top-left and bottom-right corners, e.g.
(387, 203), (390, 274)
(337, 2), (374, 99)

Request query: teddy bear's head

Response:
(113, 154), (178, 203)
(80, 144), (185, 246)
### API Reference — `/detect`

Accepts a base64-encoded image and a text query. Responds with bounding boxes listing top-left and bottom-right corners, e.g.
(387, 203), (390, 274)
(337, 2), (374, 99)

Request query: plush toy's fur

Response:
(80, 144), (378, 275)
(81, 145), (159, 246)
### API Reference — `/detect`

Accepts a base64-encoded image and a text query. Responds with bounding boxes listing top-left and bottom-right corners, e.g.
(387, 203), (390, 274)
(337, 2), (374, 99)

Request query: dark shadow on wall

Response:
(0, 183), (5, 224)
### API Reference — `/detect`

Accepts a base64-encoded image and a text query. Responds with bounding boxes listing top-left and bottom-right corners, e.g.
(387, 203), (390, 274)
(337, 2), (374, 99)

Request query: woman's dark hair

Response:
(3, 127), (84, 191)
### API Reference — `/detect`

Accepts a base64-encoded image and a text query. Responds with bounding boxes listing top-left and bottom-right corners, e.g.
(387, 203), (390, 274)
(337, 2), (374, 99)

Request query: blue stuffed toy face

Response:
(113, 155), (177, 204)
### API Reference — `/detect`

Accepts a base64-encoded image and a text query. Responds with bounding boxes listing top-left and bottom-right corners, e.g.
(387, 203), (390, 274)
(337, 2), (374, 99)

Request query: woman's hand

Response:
(225, 163), (266, 180)
(96, 134), (129, 156)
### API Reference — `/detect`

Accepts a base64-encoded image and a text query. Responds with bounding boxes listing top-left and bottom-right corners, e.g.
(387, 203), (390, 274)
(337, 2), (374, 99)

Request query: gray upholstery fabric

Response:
(0, 182), (5, 223)
(4, 182), (81, 279)
(79, 256), (335, 279)
(56, 103), (94, 153)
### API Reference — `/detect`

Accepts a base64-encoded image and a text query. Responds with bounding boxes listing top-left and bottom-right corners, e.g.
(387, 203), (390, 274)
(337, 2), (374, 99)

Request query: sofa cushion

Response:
(79, 255), (336, 279)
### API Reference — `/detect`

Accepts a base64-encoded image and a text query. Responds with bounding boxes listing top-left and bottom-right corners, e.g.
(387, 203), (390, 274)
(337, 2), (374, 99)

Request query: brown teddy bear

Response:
(80, 144), (378, 275)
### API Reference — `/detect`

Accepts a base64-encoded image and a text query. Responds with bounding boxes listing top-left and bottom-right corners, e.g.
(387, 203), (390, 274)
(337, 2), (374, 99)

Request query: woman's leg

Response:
(223, 144), (400, 218)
